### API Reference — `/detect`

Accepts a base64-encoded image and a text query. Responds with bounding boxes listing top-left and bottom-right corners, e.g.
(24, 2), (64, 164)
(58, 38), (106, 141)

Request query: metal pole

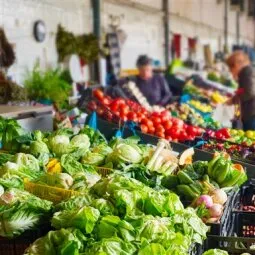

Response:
(93, 0), (101, 39)
(224, 0), (228, 53)
(163, 0), (170, 67)
(236, 11), (240, 45)
(92, 0), (101, 83)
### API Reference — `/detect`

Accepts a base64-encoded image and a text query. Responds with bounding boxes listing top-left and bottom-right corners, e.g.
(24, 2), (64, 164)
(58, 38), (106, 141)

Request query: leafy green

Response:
(71, 171), (101, 191)
(85, 237), (136, 255)
(91, 198), (115, 216)
(0, 153), (14, 166)
(24, 228), (87, 255)
(24, 64), (71, 108)
(1, 118), (25, 152)
(0, 189), (52, 238)
(36, 173), (73, 189)
(54, 194), (94, 212)
(51, 206), (100, 234)
(81, 152), (105, 166)
(61, 154), (96, 176)
(79, 126), (107, 147)
(48, 134), (72, 157)
(95, 215), (136, 242)
(202, 249), (229, 255)
(138, 242), (166, 255)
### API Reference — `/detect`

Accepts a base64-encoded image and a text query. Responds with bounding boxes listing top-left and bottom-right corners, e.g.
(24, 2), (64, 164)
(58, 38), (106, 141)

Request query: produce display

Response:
(0, 120), (210, 254)
(168, 103), (221, 130)
(88, 89), (204, 142)
(0, 116), (250, 254)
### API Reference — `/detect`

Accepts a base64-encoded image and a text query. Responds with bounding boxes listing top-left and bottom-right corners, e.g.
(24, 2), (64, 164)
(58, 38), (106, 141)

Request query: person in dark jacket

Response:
(134, 55), (173, 106)
(226, 51), (255, 130)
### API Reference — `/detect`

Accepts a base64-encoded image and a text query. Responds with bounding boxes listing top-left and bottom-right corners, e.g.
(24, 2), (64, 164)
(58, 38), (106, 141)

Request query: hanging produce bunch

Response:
(56, 24), (100, 63)
(0, 27), (15, 69)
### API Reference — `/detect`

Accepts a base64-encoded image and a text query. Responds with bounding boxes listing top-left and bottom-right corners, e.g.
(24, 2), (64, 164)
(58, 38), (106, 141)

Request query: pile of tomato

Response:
(88, 89), (204, 142)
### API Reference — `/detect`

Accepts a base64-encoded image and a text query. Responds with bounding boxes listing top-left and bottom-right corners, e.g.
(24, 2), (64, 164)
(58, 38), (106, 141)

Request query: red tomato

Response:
(155, 131), (165, 138)
(141, 118), (153, 128)
(93, 89), (104, 100)
(187, 126), (197, 136)
(127, 112), (138, 122)
(140, 124), (148, 133)
(148, 126), (155, 134)
(151, 112), (160, 117)
(151, 116), (161, 125)
(120, 112), (127, 121)
(155, 124), (165, 134)
(160, 112), (169, 123)
(119, 105), (129, 115)
(110, 103), (119, 112)
(216, 132), (224, 140)
(161, 110), (171, 117)
(101, 97), (111, 106)
(165, 135), (172, 141)
(162, 120), (172, 130)
(115, 98), (125, 106)
(137, 112), (145, 122)
(219, 128), (231, 139)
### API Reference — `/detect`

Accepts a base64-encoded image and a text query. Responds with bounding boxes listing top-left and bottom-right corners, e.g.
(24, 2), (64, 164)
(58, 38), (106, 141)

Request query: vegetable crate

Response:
(208, 188), (239, 236)
(204, 235), (255, 254)
(0, 227), (50, 255)
(233, 180), (255, 239)
(24, 178), (81, 204)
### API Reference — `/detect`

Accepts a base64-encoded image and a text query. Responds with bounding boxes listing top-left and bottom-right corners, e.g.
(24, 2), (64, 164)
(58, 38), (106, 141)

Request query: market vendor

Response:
(133, 55), (173, 106)
(226, 51), (255, 130)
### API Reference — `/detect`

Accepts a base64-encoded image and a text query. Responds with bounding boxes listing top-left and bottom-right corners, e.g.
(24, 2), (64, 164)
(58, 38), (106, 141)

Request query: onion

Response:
(206, 217), (219, 223)
(196, 195), (213, 208)
(210, 189), (228, 205)
(209, 203), (223, 218)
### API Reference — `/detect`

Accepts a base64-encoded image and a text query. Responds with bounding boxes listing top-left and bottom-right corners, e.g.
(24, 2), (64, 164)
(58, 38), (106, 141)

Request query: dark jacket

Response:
(238, 66), (255, 121)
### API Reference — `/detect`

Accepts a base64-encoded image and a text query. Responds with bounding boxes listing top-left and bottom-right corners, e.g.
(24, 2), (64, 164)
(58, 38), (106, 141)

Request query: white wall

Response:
(169, 0), (255, 61)
(0, 0), (92, 83)
(102, 0), (165, 69)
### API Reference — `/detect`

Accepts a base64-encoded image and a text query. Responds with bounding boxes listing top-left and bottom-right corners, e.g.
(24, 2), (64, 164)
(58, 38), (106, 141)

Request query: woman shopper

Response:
(226, 51), (255, 130)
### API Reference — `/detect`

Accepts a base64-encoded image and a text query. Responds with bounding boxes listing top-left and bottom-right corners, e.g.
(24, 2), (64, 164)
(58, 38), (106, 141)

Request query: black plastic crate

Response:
(204, 235), (255, 254)
(0, 225), (51, 255)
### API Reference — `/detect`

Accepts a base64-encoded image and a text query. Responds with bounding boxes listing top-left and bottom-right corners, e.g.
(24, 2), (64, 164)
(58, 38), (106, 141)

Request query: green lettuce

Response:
(51, 206), (100, 234)
(24, 228), (87, 255)
(85, 237), (136, 255)
(202, 249), (229, 255)
(54, 194), (94, 212)
(95, 215), (136, 242)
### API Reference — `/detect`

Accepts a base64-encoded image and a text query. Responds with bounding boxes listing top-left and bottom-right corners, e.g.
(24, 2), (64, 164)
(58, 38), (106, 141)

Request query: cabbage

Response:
(71, 134), (90, 150)
(30, 140), (49, 157)
(14, 153), (40, 172)
(92, 144), (113, 155)
(0, 153), (41, 180)
(91, 198), (115, 216)
(51, 205), (100, 234)
(48, 135), (71, 156)
(36, 173), (73, 189)
(54, 194), (94, 211)
(71, 171), (101, 191)
(0, 189), (52, 238)
(85, 237), (137, 255)
(202, 249), (229, 255)
(138, 242), (166, 255)
(106, 143), (143, 166)
(24, 228), (87, 255)
(81, 152), (105, 166)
